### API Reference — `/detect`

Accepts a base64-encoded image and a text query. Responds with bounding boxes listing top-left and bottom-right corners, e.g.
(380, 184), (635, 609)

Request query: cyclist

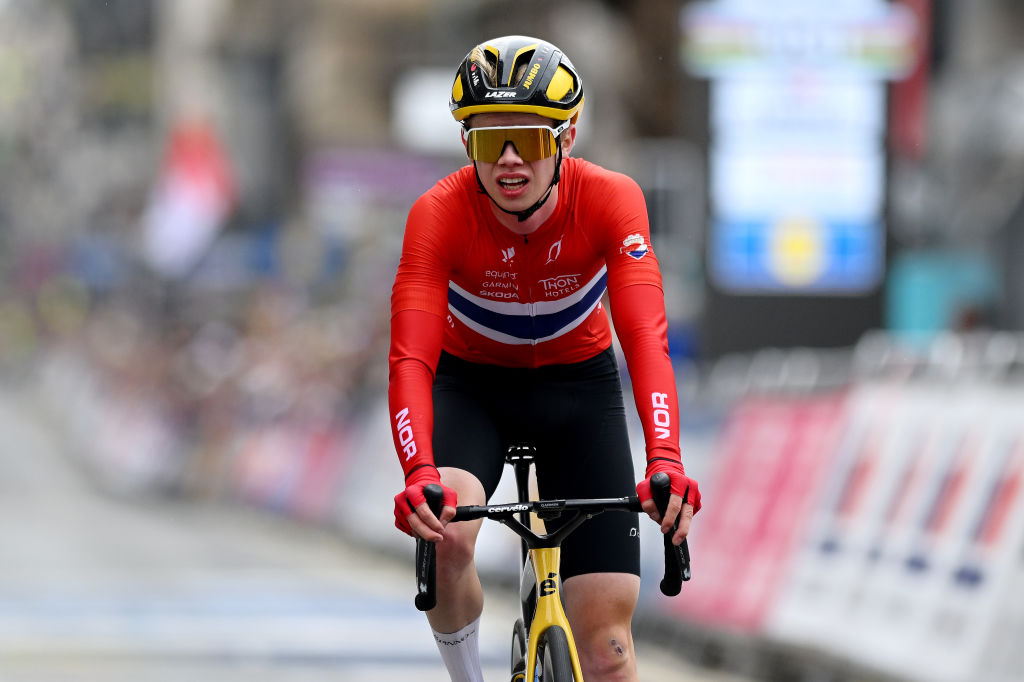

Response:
(388, 35), (701, 682)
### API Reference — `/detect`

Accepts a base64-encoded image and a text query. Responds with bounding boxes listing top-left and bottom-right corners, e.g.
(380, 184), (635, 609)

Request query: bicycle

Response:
(413, 444), (691, 681)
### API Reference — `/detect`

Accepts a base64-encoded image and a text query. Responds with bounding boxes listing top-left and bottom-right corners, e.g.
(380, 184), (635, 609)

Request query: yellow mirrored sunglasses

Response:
(464, 120), (571, 163)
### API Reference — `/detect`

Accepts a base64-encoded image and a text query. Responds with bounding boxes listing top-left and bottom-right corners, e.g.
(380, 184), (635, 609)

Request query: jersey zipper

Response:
(519, 233), (539, 366)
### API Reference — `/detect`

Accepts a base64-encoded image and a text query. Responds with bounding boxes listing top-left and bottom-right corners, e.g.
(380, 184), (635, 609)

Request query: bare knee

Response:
(575, 623), (636, 679)
(434, 467), (485, 584)
(564, 573), (640, 681)
(435, 521), (477, 574)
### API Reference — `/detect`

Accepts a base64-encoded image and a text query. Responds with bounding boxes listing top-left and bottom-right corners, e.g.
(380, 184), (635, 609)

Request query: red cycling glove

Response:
(393, 465), (458, 537)
(636, 455), (701, 514)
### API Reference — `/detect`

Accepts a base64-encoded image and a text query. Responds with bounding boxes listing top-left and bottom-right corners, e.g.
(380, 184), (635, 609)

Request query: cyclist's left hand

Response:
(636, 456), (701, 546)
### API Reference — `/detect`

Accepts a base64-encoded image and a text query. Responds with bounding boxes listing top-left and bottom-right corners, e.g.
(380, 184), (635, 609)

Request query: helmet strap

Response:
(473, 147), (563, 224)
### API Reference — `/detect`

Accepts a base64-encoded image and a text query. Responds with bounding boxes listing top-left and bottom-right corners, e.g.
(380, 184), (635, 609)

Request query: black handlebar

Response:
(414, 484), (445, 611)
(650, 472), (692, 596)
(413, 476), (692, 610)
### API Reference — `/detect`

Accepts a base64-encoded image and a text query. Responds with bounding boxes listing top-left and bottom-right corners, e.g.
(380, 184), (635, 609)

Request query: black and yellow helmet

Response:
(450, 35), (584, 124)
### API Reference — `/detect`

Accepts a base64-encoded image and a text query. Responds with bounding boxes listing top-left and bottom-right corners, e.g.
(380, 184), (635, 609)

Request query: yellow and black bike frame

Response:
(521, 546), (584, 681)
(507, 445), (585, 681)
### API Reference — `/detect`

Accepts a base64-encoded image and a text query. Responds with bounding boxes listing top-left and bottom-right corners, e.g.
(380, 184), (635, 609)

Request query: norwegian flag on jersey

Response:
(620, 233), (650, 260)
(142, 117), (236, 279)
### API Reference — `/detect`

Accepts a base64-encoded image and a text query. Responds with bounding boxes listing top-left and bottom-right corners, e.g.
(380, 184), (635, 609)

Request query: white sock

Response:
(432, 616), (484, 682)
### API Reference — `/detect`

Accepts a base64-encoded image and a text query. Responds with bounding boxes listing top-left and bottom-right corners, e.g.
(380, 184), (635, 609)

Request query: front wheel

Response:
(538, 625), (575, 681)
(510, 618), (527, 681)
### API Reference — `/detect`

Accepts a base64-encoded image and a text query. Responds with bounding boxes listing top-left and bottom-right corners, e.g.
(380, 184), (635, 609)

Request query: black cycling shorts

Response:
(431, 347), (640, 580)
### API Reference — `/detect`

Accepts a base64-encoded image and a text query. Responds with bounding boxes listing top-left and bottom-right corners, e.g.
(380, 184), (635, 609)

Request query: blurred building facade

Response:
(2, 1), (1024, 357)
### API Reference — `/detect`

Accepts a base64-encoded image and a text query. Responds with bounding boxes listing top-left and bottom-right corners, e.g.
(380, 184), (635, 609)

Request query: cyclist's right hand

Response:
(637, 455), (701, 546)
(394, 466), (457, 542)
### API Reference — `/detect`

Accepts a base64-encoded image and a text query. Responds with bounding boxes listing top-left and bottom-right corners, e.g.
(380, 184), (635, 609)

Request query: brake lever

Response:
(650, 472), (691, 596)
(414, 484), (445, 611)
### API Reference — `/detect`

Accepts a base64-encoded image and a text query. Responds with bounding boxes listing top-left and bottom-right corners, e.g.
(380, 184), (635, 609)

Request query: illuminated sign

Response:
(682, 1), (917, 79)
(682, 0), (919, 294)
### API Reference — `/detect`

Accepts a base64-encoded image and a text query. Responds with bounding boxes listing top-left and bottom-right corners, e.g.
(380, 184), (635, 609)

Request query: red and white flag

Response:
(142, 118), (235, 278)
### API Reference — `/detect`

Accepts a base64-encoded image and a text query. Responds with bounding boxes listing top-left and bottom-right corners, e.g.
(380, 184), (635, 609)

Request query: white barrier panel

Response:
(976, 551), (1024, 682)
(909, 388), (1024, 682)
(768, 382), (1024, 682)
(767, 380), (917, 650)
(836, 384), (997, 679)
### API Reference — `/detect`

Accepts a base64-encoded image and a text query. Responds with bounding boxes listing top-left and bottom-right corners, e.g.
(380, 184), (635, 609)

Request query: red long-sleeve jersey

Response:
(389, 157), (681, 478)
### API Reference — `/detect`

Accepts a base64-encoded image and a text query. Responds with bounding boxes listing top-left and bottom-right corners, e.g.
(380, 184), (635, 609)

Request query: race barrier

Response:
(764, 380), (1024, 682)
(660, 391), (848, 632)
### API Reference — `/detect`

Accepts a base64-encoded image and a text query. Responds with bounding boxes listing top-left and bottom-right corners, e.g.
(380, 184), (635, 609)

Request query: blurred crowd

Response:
(13, 265), (381, 501)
